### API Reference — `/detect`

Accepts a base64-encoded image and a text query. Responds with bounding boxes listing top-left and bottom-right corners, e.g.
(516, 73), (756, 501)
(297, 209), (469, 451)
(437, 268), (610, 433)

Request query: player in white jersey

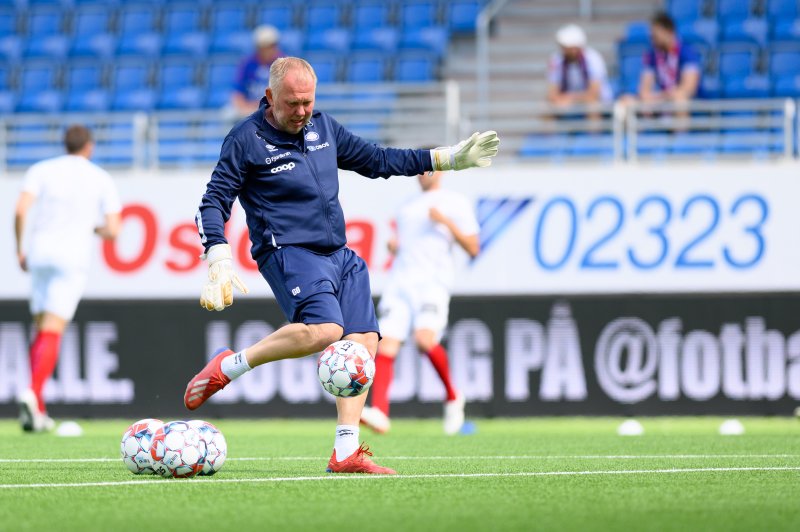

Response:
(361, 168), (480, 435)
(13, 125), (121, 432)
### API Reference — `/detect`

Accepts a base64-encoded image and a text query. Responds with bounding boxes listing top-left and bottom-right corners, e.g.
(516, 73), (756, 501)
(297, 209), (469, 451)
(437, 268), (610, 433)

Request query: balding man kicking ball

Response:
(186, 57), (499, 474)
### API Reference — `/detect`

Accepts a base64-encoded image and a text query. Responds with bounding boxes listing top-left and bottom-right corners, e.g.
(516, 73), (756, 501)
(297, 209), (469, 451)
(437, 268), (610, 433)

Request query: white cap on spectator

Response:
(254, 25), (280, 47)
(556, 24), (587, 48)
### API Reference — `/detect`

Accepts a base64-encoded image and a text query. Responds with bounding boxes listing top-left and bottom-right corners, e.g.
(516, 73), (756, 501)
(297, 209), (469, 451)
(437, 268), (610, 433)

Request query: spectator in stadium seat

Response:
(232, 25), (284, 116)
(547, 24), (613, 115)
(624, 12), (701, 105)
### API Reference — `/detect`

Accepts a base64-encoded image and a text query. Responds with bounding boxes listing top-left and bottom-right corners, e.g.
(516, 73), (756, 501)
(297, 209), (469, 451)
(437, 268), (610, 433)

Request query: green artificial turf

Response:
(0, 417), (799, 531)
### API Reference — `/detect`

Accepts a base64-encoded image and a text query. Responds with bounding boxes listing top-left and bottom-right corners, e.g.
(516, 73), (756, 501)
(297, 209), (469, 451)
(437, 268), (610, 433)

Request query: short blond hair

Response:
(269, 57), (317, 95)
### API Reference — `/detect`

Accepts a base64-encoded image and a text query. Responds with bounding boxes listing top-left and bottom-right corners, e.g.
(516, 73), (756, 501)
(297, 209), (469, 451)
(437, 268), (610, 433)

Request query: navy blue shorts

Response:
(259, 246), (379, 337)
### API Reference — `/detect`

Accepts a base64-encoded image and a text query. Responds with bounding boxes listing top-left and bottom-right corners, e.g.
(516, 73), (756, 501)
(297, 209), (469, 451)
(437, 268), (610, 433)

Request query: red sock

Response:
(29, 331), (62, 413)
(371, 354), (395, 416)
(426, 344), (457, 401)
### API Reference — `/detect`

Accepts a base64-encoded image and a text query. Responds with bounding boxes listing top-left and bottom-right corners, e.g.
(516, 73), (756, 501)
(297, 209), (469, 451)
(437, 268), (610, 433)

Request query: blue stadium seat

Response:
(0, 9), (16, 34)
(157, 86), (205, 110)
(773, 74), (800, 96)
(620, 54), (644, 92)
(519, 134), (568, 159)
(0, 35), (22, 62)
(346, 54), (388, 82)
(111, 88), (156, 111)
(719, 49), (756, 77)
(401, 1), (438, 28)
(24, 35), (69, 59)
(700, 75), (721, 98)
(399, 26), (449, 56)
(0, 66), (8, 89)
(669, 0), (704, 23)
(119, 7), (158, 35)
(257, 6), (295, 30)
(65, 89), (110, 112)
(306, 54), (339, 83)
(394, 53), (436, 82)
(26, 9), (61, 35)
(768, 0), (799, 19)
(305, 28), (351, 53)
(211, 5), (249, 33)
(279, 28), (304, 56)
(210, 31), (252, 56)
(352, 2), (391, 28)
(159, 63), (196, 88)
(622, 21), (650, 44)
(633, 132), (671, 157)
(207, 86), (232, 108)
(205, 60), (238, 88)
(717, 0), (754, 21)
(678, 18), (718, 46)
(305, 4), (342, 31)
(672, 132), (720, 155)
(112, 63), (151, 89)
(0, 90), (15, 114)
(17, 90), (62, 113)
(722, 130), (783, 155)
(71, 33), (116, 59)
(773, 19), (800, 41)
(770, 50), (800, 77)
(352, 27), (399, 53)
(447, 0), (481, 33)
(66, 64), (103, 90)
(720, 18), (768, 45)
(20, 64), (56, 91)
(164, 6), (202, 35)
(721, 75), (770, 98)
(73, 8), (109, 36)
(569, 134), (614, 158)
(163, 32), (210, 57)
(117, 33), (162, 57)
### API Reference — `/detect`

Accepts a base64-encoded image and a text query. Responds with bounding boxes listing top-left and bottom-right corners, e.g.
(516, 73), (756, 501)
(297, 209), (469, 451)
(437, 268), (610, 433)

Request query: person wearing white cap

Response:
(547, 24), (612, 112)
(231, 25), (284, 115)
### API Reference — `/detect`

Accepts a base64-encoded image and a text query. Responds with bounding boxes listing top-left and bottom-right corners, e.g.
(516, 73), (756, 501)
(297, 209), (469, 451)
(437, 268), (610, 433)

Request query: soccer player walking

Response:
(13, 125), (121, 432)
(185, 57), (498, 474)
(360, 169), (480, 435)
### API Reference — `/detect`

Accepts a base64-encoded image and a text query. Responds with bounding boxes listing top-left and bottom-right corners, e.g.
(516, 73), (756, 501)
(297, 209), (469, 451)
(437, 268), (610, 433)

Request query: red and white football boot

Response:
(184, 348), (233, 410)
(326, 444), (396, 475)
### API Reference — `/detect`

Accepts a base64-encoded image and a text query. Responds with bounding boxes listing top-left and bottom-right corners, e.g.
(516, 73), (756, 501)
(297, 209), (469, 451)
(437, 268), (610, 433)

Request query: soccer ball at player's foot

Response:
(318, 340), (375, 397)
(150, 421), (207, 478)
(188, 420), (228, 475)
(120, 418), (164, 475)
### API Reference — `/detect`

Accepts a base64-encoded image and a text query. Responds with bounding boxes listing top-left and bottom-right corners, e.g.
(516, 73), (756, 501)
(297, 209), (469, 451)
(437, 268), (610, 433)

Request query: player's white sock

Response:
(334, 425), (360, 461)
(220, 350), (251, 380)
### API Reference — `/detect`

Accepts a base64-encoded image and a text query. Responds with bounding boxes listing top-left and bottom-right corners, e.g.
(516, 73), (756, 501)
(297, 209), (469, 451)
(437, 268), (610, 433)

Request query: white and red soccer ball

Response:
(120, 418), (164, 475)
(188, 420), (228, 476)
(149, 421), (208, 478)
(318, 340), (375, 397)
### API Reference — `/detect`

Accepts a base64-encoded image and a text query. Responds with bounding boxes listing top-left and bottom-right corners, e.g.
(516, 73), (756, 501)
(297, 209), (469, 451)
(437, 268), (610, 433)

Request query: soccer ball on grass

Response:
(149, 421), (207, 478)
(120, 418), (164, 475)
(188, 420), (228, 475)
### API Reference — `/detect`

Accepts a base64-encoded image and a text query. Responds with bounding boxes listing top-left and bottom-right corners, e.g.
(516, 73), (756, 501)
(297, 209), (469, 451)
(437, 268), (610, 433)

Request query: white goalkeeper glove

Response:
(430, 131), (500, 171)
(200, 244), (249, 311)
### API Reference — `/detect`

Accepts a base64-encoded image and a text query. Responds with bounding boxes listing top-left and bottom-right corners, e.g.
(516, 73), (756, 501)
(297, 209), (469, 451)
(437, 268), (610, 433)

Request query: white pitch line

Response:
(1, 467), (799, 490)
(1, 454), (798, 464)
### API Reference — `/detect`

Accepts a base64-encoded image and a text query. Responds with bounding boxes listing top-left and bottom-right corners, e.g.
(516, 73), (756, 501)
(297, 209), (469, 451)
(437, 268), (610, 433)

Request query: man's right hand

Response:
(200, 244), (249, 311)
(17, 252), (27, 272)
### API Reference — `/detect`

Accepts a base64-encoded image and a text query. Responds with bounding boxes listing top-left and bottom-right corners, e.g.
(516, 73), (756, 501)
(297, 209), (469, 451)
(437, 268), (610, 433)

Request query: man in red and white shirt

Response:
(14, 125), (120, 432)
(361, 169), (480, 435)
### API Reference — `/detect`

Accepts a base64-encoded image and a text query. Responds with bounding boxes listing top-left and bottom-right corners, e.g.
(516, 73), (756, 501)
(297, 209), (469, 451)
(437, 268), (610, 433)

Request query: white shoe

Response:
(18, 389), (55, 433)
(443, 393), (465, 435)
(360, 406), (391, 434)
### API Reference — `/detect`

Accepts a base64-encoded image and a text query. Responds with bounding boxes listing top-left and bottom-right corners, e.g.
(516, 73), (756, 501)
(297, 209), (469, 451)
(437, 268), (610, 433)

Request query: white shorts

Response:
(29, 266), (88, 321)
(378, 279), (450, 343)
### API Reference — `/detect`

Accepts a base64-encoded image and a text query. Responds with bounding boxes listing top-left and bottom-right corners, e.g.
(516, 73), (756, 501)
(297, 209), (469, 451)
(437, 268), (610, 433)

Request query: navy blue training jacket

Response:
(196, 98), (433, 267)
